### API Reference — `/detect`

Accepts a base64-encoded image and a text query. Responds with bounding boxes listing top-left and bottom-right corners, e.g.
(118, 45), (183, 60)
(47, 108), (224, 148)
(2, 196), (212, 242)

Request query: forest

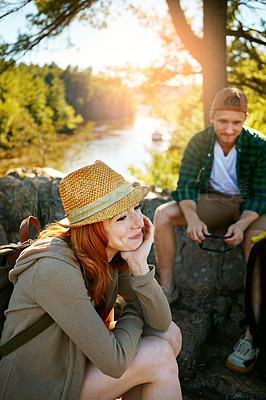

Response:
(0, 62), (135, 174)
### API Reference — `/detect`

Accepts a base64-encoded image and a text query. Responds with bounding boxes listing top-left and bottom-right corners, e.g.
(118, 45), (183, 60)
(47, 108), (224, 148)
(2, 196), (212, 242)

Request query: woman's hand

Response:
(121, 215), (154, 276)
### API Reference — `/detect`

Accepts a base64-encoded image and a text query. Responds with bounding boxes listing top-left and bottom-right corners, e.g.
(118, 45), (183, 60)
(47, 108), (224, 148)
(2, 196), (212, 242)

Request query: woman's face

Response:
(102, 204), (144, 261)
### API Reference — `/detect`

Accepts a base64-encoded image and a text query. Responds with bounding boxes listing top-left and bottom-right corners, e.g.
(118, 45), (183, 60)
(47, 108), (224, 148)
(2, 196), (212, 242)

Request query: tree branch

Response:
(166, 0), (204, 64)
(0, 0), (33, 20)
(226, 28), (266, 46)
(1, 0), (100, 58)
(228, 78), (265, 96)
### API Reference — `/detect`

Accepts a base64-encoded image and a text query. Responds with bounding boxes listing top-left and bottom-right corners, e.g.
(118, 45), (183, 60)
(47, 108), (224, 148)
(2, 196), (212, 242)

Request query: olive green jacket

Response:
(0, 237), (171, 400)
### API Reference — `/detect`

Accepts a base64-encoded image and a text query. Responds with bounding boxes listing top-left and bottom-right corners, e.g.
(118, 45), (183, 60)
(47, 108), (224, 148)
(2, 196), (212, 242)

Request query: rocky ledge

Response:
(0, 168), (265, 399)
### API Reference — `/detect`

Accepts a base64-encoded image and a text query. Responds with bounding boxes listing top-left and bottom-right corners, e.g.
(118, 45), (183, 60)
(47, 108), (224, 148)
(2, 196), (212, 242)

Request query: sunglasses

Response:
(199, 233), (233, 253)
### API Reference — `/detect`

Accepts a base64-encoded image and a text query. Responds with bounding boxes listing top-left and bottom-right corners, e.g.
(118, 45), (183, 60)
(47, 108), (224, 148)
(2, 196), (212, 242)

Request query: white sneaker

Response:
(225, 337), (259, 373)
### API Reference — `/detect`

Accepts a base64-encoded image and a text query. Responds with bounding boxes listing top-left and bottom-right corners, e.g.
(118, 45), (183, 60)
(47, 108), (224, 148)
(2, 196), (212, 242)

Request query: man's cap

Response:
(211, 87), (248, 113)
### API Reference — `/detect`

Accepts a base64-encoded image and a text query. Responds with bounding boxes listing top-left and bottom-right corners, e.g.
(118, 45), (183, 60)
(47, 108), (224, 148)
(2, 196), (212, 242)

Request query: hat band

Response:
(68, 181), (135, 224)
(214, 105), (245, 112)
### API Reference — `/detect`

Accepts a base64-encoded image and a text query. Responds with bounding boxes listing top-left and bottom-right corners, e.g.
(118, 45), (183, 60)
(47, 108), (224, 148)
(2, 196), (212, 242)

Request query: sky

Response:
(0, 0), (264, 74)
(0, 0), (171, 73)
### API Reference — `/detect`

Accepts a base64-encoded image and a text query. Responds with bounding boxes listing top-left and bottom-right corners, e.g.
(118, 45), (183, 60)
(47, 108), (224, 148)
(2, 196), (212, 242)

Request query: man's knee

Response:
(154, 201), (183, 228)
(244, 229), (264, 242)
(154, 205), (170, 229)
(243, 229), (264, 259)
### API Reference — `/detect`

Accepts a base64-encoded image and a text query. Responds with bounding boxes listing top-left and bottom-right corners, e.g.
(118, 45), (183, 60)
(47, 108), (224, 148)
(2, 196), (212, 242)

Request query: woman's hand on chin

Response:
(120, 216), (154, 276)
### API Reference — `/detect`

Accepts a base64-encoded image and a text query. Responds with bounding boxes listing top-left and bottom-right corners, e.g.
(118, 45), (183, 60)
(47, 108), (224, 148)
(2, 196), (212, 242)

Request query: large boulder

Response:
(0, 174), (38, 243)
(0, 167), (65, 243)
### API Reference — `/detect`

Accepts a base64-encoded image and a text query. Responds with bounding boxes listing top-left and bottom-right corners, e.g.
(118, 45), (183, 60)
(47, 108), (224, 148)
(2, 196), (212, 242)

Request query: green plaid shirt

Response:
(172, 125), (266, 215)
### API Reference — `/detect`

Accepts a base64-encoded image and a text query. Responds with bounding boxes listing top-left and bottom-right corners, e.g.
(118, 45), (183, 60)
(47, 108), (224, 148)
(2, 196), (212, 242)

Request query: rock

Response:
(5, 166), (65, 179)
(0, 174), (38, 243)
(29, 175), (64, 228)
(0, 168), (65, 243)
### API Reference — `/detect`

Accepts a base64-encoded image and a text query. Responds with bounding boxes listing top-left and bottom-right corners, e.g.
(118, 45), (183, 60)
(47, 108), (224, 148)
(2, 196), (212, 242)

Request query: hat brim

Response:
(58, 185), (149, 227)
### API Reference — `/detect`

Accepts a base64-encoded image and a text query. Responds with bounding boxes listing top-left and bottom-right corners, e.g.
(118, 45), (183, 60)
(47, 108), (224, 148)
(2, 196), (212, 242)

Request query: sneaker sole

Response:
(225, 359), (255, 374)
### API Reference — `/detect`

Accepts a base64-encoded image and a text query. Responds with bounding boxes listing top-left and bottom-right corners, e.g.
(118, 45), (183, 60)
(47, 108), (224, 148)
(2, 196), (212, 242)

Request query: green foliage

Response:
(244, 88), (266, 134)
(88, 74), (136, 120)
(227, 45), (266, 133)
(61, 68), (136, 121)
(0, 63), (82, 151)
(129, 147), (182, 191)
(129, 84), (204, 190)
(61, 66), (93, 119)
(0, 61), (137, 175)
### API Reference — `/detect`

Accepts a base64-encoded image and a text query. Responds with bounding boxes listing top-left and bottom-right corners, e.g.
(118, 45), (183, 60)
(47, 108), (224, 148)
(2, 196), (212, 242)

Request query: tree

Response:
(165, 0), (266, 124)
(0, 0), (265, 124)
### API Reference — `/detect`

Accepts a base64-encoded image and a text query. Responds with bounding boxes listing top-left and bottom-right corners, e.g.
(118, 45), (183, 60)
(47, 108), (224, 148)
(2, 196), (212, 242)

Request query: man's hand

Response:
(224, 210), (259, 247)
(187, 220), (210, 243)
(224, 223), (244, 246)
(179, 199), (210, 243)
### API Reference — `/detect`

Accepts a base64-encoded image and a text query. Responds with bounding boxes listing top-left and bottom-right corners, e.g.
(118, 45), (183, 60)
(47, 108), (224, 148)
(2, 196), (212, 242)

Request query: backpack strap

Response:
(0, 216), (54, 359)
(0, 312), (54, 358)
(19, 216), (41, 243)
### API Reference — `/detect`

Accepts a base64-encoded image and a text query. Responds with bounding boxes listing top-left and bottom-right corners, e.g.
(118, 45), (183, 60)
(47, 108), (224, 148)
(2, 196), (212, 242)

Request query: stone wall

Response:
(0, 167), (65, 244)
(1, 168), (265, 399)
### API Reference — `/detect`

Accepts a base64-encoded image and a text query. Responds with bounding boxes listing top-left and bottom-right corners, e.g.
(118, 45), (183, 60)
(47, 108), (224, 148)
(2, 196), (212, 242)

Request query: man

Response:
(154, 87), (266, 373)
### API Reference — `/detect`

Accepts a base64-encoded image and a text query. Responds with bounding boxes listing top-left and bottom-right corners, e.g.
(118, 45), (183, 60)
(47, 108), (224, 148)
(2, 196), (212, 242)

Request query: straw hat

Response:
(59, 160), (149, 227)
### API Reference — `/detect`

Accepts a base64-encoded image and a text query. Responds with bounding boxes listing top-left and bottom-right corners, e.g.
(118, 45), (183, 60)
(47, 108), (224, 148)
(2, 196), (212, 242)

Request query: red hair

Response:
(38, 221), (127, 322)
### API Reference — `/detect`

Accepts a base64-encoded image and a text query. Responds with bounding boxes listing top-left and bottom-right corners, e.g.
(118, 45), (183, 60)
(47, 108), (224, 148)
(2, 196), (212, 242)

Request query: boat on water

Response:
(152, 130), (171, 141)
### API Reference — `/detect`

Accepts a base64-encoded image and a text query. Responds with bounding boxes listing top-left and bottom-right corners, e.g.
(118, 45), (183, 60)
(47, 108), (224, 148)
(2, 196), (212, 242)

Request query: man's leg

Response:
(154, 200), (186, 297)
(154, 193), (246, 303)
(154, 194), (238, 302)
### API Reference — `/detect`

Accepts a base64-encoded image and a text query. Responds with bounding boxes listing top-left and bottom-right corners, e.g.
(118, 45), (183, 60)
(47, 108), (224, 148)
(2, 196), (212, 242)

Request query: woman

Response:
(0, 160), (182, 400)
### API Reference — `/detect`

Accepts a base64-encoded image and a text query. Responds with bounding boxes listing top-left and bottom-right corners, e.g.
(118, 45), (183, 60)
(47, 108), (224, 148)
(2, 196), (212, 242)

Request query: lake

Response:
(63, 104), (170, 178)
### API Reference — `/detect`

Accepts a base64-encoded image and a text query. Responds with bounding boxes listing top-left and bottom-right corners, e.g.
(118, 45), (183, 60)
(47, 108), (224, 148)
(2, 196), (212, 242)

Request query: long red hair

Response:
(38, 221), (127, 321)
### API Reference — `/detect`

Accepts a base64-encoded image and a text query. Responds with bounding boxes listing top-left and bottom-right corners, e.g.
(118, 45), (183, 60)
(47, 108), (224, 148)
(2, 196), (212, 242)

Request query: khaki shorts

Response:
(197, 191), (266, 232)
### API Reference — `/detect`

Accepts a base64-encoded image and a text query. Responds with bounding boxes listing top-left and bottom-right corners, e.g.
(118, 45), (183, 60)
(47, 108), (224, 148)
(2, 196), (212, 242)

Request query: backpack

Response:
(0, 216), (54, 359)
(242, 237), (266, 350)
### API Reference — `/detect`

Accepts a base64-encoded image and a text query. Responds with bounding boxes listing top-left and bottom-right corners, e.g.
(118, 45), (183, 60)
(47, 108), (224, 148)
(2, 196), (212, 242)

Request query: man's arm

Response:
(179, 199), (210, 243)
(224, 210), (259, 246)
(172, 128), (215, 205)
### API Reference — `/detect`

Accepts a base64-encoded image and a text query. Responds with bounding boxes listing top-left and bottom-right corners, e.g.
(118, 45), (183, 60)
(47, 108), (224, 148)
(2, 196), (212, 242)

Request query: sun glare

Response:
(1, 3), (165, 74)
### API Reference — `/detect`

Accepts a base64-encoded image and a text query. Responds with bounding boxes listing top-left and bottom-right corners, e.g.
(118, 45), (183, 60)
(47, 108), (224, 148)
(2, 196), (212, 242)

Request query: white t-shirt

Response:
(209, 140), (240, 194)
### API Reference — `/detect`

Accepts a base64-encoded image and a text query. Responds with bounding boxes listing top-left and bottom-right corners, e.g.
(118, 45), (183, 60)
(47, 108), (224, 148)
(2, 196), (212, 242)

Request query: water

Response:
(63, 104), (169, 178)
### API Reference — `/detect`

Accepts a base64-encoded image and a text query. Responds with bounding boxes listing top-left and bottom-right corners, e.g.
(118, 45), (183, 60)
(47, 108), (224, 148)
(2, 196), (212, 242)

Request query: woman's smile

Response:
(102, 204), (144, 261)
(129, 231), (143, 240)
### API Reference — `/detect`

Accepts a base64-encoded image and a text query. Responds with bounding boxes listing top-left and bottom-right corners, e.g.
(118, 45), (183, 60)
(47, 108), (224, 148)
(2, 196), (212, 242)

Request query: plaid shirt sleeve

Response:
(237, 127), (266, 215)
(172, 128), (214, 203)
